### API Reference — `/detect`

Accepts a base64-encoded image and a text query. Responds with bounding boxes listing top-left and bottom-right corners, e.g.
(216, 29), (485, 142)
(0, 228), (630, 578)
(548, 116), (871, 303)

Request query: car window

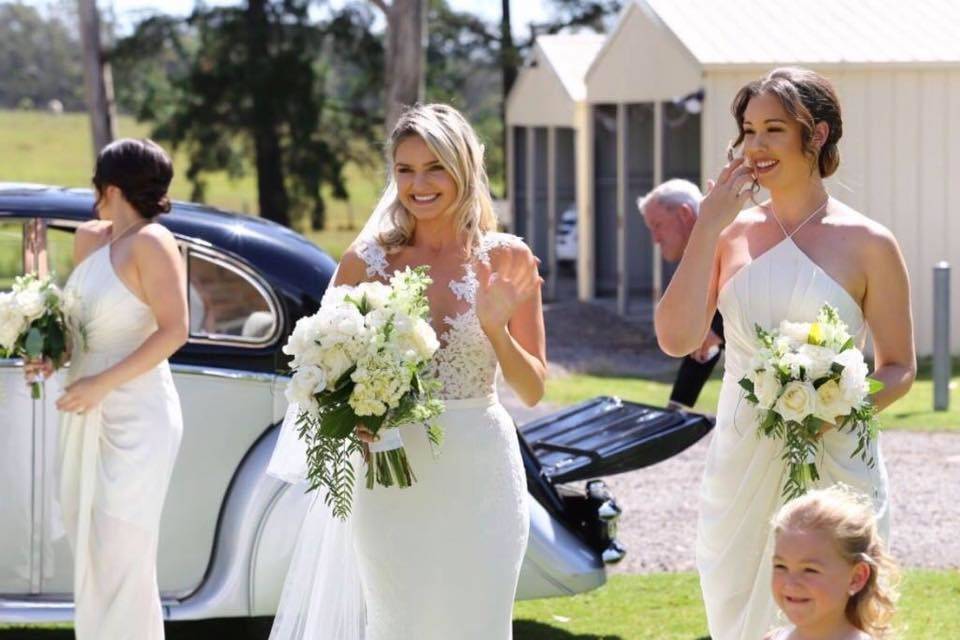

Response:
(188, 250), (277, 343)
(0, 220), (24, 291)
(46, 226), (77, 288)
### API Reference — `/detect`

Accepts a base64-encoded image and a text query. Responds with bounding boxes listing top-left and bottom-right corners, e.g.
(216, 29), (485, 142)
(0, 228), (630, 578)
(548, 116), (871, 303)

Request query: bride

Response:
(654, 68), (916, 639)
(267, 103), (546, 640)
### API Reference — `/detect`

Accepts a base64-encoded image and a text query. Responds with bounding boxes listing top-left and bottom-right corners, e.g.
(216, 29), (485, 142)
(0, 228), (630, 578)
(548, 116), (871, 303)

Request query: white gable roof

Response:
(637, 0), (960, 67)
(506, 33), (606, 126)
(536, 33), (607, 101)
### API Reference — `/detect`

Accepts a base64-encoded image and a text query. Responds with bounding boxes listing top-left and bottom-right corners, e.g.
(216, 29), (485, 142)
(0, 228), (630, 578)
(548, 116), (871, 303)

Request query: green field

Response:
(0, 109), (382, 258)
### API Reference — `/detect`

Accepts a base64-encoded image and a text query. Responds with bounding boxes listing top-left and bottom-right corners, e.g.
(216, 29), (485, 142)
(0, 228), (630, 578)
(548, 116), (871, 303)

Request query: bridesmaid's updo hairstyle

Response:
(730, 67), (843, 178)
(772, 485), (900, 639)
(93, 138), (174, 219)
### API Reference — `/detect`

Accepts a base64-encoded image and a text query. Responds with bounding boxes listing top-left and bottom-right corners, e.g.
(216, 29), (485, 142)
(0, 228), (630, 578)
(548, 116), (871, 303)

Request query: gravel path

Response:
(500, 299), (960, 573)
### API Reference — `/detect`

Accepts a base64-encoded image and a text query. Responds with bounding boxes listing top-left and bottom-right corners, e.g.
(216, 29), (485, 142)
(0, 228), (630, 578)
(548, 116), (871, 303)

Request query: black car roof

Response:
(0, 183), (337, 300)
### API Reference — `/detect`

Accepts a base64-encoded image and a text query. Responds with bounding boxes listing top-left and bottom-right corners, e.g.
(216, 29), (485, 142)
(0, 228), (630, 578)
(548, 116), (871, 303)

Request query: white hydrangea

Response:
(349, 356), (410, 416)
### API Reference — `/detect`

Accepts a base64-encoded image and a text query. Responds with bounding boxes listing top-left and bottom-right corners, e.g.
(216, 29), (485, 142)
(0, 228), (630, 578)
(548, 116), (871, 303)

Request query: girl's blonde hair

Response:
(772, 485), (900, 638)
(373, 103), (498, 252)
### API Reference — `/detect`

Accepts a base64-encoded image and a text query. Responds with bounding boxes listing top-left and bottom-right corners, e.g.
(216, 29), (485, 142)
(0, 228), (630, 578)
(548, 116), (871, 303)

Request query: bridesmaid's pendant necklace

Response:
(768, 194), (831, 238)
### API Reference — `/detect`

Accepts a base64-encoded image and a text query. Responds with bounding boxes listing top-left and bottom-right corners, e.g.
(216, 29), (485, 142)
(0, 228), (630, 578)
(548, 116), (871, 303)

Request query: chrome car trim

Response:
(169, 364), (276, 384)
(29, 399), (43, 594)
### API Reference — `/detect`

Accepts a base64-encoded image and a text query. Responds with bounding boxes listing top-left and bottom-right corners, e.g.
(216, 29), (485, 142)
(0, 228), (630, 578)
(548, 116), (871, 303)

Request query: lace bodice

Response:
(355, 232), (523, 400)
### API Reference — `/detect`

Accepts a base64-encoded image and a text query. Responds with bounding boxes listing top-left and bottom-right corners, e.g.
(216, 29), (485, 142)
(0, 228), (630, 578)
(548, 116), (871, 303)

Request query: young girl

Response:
(765, 486), (900, 640)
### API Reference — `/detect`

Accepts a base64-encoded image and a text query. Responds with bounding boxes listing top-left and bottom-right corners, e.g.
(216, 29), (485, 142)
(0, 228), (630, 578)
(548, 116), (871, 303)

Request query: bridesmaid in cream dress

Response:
(26, 139), (188, 640)
(654, 68), (916, 640)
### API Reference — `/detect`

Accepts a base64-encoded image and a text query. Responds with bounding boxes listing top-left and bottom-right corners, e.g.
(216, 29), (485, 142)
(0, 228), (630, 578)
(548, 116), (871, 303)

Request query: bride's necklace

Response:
(768, 194), (830, 237)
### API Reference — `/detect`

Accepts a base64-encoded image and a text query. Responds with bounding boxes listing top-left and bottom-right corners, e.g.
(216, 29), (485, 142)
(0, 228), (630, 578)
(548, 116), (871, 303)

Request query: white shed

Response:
(505, 33), (606, 300)
(577, 0), (960, 356)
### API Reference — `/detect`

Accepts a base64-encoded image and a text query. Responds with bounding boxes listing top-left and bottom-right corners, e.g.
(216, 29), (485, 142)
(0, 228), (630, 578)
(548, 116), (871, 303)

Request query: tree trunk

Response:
(381, 0), (426, 134)
(77, 0), (116, 156)
(500, 0), (518, 200)
(501, 0), (518, 97)
(246, 0), (290, 226)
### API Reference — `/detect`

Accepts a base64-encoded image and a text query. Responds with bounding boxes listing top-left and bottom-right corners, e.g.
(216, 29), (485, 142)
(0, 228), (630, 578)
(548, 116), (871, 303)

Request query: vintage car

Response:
(0, 184), (712, 634)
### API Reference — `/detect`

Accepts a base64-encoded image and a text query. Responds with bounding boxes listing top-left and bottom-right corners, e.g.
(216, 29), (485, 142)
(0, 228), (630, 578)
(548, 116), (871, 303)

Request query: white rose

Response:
(14, 287), (46, 321)
(798, 344), (837, 381)
(320, 344), (354, 384)
(779, 320), (811, 345)
(412, 317), (440, 359)
(0, 294), (27, 351)
(752, 368), (783, 410)
(813, 379), (856, 424)
(774, 380), (817, 424)
(285, 365), (327, 416)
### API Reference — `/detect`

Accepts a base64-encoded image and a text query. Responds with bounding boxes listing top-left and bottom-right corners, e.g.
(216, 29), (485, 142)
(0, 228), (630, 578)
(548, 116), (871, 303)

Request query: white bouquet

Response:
(0, 274), (75, 399)
(739, 304), (884, 499)
(284, 266), (445, 519)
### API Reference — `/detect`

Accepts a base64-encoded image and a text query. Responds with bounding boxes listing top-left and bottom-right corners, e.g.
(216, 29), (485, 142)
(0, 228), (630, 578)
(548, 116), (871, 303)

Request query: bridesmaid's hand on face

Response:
(698, 156), (756, 233)
(475, 248), (543, 336)
(24, 357), (55, 383)
(56, 374), (110, 414)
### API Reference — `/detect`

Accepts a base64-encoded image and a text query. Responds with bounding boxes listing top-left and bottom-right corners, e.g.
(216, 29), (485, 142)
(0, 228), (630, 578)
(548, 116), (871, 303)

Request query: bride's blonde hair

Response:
(772, 485), (900, 638)
(373, 103), (498, 252)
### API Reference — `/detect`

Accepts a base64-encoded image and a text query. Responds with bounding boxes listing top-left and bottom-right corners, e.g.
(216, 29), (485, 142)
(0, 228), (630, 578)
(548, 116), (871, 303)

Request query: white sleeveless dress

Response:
(696, 218), (890, 640)
(269, 232), (531, 640)
(60, 243), (183, 640)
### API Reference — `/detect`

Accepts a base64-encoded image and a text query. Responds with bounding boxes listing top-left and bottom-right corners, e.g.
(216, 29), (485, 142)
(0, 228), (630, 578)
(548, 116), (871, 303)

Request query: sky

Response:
(78, 0), (555, 37)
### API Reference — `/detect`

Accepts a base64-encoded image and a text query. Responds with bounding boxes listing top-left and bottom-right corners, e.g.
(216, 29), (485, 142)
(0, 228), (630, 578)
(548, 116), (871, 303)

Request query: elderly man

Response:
(638, 179), (724, 410)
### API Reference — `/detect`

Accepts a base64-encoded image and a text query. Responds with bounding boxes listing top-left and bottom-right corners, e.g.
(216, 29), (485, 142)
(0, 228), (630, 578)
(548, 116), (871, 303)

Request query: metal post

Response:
(652, 101), (664, 304)
(616, 104), (628, 316)
(933, 262), (951, 411)
(546, 127), (558, 302)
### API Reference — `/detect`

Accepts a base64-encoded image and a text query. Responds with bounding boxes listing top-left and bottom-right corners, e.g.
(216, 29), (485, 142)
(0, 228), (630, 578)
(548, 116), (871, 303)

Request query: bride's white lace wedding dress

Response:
(268, 232), (531, 640)
(696, 212), (890, 639)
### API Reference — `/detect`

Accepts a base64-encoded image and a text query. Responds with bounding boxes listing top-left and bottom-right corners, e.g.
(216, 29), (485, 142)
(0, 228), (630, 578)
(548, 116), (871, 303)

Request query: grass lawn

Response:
(512, 570), (960, 639)
(546, 362), (960, 432)
(2, 571), (954, 639)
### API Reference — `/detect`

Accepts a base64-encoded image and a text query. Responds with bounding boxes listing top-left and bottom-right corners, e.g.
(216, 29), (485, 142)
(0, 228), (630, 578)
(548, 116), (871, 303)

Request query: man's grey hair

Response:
(636, 179), (703, 217)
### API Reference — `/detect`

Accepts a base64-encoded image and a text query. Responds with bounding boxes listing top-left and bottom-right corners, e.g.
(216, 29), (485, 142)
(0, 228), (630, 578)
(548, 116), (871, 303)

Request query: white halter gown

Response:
(696, 217), (890, 640)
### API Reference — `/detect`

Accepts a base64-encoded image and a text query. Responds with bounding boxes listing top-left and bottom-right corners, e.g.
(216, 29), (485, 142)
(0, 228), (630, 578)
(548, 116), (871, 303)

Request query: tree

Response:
(369, 0), (427, 132)
(0, 3), (85, 111)
(113, 1), (384, 229)
(77, 0), (117, 154)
